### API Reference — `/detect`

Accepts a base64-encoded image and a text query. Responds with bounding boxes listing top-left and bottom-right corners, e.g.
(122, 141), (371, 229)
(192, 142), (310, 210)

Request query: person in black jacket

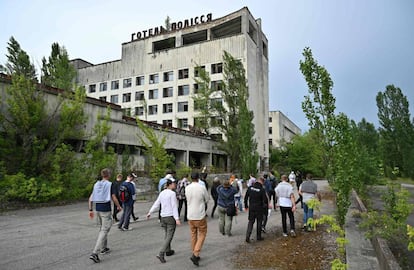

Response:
(210, 177), (220, 218)
(244, 176), (268, 243)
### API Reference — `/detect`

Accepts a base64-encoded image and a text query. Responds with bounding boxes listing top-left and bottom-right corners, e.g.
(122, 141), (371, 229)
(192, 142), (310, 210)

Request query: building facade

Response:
(268, 111), (301, 148)
(72, 7), (269, 170)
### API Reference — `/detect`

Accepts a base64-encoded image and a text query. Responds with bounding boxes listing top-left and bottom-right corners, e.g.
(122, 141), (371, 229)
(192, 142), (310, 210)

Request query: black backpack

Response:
(119, 184), (131, 202)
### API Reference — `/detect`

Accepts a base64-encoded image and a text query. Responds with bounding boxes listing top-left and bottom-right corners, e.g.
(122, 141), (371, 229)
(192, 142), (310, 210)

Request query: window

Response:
(178, 118), (188, 129)
(162, 119), (173, 127)
(178, 85), (190, 96)
(136, 76), (144, 86)
(211, 133), (223, 141)
(122, 93), (131, 103)
(193, 83), (200, 94)
(149, 89), (158, 99)
(211, 80), (223, 91)
(89, 84), (96, 93)
(110, 95), (118, 103)
(149, 74), (159, 84)
(163, 103), (173, 113)
(194, 66), (205, 77)
(135, 91), (144, 101)
(148, 105), (158, 115)
(135, 106), (144, 116)
(163, 87), (173, 98)
(210, 117), (222, 126)
(111, 80), (119, 90)
(99, 82), (107, 92)
(211, 63), (223, 74)
(269, 127), (273, 134)
(269, 139), (273, 146)
(269, 117), (272, 122)
(122, 108), (131, 116)
(177, 101), (188, 112)
(210, 98), (222, 107)
(99, 96), (107, 102)
(123, 78), (132, 88)
(178, 68), (189, 79)
(163, 71), (174, 82)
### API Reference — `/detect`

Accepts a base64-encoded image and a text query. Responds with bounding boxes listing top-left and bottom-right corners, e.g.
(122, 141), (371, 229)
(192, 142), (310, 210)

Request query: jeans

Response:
(280, 206), (295, 233)
(160, 216), (177, 254)
(303, 202), (314, 226)
(188, 217), (207, 257)
(93, 211), (112, 254)
(235, 196), (243, 211)
(118, 203), (132, 229)
(178, 199), (187, 221)
(211, 197), (218, 217)
(217, 206), (233, 235)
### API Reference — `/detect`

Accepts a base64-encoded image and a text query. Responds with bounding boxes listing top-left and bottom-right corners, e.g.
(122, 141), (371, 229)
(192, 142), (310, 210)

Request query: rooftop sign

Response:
(131, 13), (212, 41)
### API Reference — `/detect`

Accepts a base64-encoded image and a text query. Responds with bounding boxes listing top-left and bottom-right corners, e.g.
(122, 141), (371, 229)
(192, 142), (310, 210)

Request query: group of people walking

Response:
(88, 168), (321, 266)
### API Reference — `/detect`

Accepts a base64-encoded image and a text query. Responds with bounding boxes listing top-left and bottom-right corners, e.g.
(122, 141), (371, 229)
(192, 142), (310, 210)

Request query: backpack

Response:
(119, 184), (131, 202)
(178, 181), (186, 198)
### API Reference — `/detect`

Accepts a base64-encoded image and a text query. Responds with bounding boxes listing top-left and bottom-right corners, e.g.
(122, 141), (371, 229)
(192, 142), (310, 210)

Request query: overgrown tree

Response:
(193, 51), (258, 176)
(299, 47), (336, 178)
(376, 85), (414, 178)
(41, 43), (76, 91)
(136, 119), (173, 183)
(4, 36), (37, 81)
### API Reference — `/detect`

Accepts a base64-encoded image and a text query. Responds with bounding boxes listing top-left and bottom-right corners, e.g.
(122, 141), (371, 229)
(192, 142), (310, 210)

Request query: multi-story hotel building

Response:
(268, 111), (301, 148)
(72, 7), (269, 169)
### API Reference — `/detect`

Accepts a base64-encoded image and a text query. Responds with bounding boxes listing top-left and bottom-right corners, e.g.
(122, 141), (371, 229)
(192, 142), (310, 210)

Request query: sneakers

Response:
(119, 227), (133, 231)
(261, 227), (267, 233)
(156, 254), (166, 263)
(89, 253), (100, 263)
(290, 230), (296, 237)
(100, 247), (111, 255)
(190, 254), (200, 266)
(282, 233), (288, 237)
(245, 238), (251, 243)
(166, 250), (175, 256)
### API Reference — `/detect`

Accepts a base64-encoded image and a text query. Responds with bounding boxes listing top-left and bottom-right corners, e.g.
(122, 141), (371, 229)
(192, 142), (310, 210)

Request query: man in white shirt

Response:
(147, 179), (181, 263)
(275, 174), (297, 237)
(185, 172), (210, 266)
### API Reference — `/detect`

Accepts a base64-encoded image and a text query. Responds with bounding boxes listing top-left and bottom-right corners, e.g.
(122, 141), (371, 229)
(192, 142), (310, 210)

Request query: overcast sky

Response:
(1, 0), (413, 132)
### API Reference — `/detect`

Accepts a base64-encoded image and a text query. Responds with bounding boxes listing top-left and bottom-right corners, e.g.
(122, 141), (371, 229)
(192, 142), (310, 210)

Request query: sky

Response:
(1, 0), (414, 132)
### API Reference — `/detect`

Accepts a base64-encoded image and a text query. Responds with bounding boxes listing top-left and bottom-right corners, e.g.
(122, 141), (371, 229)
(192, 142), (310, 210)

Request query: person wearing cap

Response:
(117, 172), (136, 231)
(147, 178), (181, 263)
(185, 172), (210, 266)
(158, 173), (175, 221)
(217, 179), (238, 236)
(88, 168), (122, 263)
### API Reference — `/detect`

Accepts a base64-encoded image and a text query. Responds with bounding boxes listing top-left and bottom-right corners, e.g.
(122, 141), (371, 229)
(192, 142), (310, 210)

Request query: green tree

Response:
(4, 36), (37, 81)
(376, 85), (414, 178)
(192, 65), (214, 134)
(193, 51), (258, 175)
(136, 119), (173, 182)
(285, 130), (324, 177)
(299, 47), (336, 178)
(41, 43), (76, 91)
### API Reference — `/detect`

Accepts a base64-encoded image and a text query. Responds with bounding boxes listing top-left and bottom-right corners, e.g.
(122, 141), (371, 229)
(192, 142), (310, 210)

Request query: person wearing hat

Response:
(117, 172), (137, 231)
(185, 172), (210, 266)
(157, 173), (175, 222)
(147, 178), (181, 263)
(217, 179), (238, 236)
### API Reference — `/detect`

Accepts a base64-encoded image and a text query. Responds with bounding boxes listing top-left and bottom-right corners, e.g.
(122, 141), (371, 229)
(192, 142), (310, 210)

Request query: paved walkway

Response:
(0, 180), (379, 269)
